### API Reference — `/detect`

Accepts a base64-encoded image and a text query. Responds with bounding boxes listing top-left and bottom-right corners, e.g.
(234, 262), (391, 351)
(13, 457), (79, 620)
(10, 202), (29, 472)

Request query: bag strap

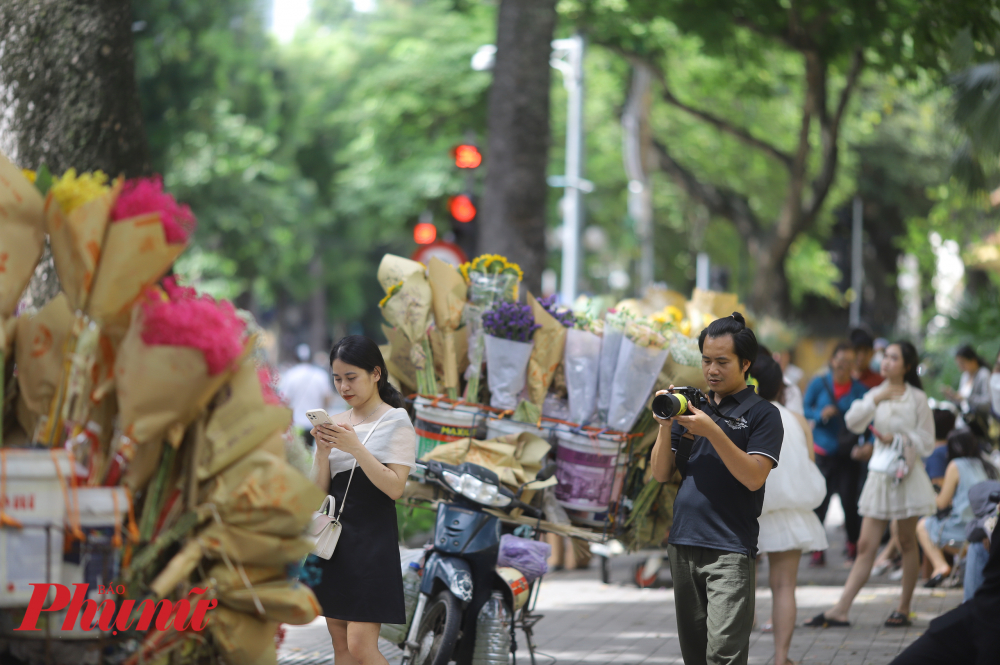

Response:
(335, 408), (394, 522)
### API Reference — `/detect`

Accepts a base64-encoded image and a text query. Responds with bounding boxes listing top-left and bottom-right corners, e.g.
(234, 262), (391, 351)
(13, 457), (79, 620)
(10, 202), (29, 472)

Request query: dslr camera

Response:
(651, 386), (710, 420)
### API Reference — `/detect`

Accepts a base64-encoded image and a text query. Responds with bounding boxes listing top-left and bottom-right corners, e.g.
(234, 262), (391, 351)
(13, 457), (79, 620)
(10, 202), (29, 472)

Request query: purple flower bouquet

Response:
(482, 302), (539, 409)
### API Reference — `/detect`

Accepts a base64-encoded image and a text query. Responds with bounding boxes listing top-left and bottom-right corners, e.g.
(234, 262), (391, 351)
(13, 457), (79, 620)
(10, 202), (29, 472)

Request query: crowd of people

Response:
(652, 318), (1000, 665)
(766, 331), (1000, 662)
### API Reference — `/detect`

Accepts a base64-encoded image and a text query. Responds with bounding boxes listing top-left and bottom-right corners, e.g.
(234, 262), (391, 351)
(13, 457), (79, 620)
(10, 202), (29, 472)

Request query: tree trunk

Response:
(0, 0), (150, 307)
(478, 0), (558, 296)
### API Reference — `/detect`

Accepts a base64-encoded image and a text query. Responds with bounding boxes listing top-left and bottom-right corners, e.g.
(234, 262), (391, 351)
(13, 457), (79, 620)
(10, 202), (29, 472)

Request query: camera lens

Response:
(652, 393), (688, 419)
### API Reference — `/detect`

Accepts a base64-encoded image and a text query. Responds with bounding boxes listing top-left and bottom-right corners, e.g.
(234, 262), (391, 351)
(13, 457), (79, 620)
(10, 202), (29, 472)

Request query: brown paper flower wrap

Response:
(197, 358), (293, 480)
(427, 257), (467, 396)
(149, 522), (314, 597)
(422, 432), (551, 489)
(86, 213), (186, 332)
(378, 254), (437, 394)
(0, 154), (46, 325)
(526, 292), (567, 408)
(197, 450), (323, 537)
(206, 563), (321, 625)
(14, 293), (75, 438)
(114, 308), (249, 448)
(44, 179), (122, 312)
(209, 606), (280, 665)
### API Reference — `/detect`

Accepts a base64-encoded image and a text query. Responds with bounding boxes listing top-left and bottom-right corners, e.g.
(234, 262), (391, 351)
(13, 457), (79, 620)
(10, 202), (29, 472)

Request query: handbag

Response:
(869, 433), (916, 484)
(821, 377), (861, 457)
(309, 410), (392, 560)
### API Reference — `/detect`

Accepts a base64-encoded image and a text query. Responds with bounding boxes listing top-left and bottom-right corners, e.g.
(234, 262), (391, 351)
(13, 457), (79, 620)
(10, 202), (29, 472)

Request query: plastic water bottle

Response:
(472, 591), (511, 665)
(380, 561), (422, 645)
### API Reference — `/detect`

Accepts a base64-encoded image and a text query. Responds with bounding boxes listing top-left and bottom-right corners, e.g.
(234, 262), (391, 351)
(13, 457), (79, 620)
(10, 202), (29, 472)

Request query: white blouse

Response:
(327, 407), (417, 477)
(844, 383), (935, 472)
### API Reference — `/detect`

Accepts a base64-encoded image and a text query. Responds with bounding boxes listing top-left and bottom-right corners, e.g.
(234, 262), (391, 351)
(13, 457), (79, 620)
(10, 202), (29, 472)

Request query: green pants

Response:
(667, 543), (756, 665)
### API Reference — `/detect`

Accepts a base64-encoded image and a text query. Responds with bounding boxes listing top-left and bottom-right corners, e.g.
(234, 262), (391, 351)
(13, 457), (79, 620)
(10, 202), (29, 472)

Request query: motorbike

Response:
(399, 459), (555, 665)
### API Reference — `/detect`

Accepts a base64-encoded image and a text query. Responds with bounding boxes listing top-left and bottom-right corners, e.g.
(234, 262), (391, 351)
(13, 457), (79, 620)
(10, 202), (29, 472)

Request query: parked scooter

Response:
(399, 459), (555, 665)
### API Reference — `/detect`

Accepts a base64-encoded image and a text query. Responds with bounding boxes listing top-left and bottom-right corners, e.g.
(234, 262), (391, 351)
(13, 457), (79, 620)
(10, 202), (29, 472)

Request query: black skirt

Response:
(309, 466), (405, 624)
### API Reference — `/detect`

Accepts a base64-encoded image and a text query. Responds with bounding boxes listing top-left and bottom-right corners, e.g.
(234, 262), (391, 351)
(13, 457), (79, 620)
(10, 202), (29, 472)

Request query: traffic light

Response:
(413, 222), (437, 245)
(449, 194), (477, 223)
(453, 144), (482, 169)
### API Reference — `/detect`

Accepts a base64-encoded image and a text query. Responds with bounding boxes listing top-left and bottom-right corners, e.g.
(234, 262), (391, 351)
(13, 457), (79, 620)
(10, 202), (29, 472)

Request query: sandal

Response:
(761, 621), (773, 634)
(803, 612), (850, 628)
(885, 611), (912, 627)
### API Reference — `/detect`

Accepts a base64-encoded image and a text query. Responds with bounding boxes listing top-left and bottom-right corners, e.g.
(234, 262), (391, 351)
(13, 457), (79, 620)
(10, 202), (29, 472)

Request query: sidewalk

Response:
(279, 505), (963, 665)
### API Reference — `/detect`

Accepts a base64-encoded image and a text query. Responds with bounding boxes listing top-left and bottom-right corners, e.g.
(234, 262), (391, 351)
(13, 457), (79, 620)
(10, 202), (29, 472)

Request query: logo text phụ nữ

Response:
(13, 584), (218, 633)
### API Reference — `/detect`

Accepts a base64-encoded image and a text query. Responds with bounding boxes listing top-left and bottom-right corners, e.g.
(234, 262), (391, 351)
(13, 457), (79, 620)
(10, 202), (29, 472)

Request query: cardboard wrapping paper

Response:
(381, 271), (433, 349)
(87, 212), (185, 331)
(526, 293), (567, 408)
(382, 324), (418, 393)
(209, 607), (279, 665)
(115, 309), (246, 446)
(196, 522), (314, 567)
(422, 432), (551, 488)
(208, 563), (321, 625)
(427, 257), (467, 389)
(377, 253), (424, 291)
(0, 153), (46, 318)
(198, 450), (323, 537)
(14, 293), (75, 438)
(429, 326), (468, 385)
(44, 179), (122, 312)
(198, 358), (293, 479)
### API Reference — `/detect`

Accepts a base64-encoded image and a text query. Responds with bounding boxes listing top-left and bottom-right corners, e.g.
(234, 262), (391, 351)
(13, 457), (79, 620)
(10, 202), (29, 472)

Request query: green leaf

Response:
(34, 164), (53, 196)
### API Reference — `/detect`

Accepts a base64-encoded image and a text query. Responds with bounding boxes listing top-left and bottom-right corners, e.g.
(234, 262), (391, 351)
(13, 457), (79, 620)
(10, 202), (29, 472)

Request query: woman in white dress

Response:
(753, 354), (828, 665)
(806, 341), (935, 629)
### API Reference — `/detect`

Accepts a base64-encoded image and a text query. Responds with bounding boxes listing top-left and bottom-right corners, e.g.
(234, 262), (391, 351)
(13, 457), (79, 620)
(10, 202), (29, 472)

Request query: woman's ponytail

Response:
(378, 374), (406, 409)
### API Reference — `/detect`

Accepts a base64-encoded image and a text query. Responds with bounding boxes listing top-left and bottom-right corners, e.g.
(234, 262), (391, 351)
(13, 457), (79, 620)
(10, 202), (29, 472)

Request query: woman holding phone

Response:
(806, 341), (935, 629)
(307, 335), (416, 665)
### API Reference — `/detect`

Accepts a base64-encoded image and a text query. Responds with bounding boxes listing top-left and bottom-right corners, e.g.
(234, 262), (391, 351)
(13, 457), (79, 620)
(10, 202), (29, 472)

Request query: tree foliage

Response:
(562, 0), (1000, 316)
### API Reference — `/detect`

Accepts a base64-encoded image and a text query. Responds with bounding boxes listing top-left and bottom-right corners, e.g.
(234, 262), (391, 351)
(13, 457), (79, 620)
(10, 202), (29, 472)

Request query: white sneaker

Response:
(888, 568), (904, 581)
(872, 561), (890, 577)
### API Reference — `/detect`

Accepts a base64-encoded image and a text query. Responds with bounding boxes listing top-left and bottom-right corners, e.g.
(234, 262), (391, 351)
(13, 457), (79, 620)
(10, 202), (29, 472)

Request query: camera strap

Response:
(707, 391), (763, 428)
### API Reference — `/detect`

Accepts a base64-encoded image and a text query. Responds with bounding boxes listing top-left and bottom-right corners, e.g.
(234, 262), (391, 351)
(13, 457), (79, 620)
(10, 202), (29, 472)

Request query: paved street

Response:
(279, 501), (963, 665)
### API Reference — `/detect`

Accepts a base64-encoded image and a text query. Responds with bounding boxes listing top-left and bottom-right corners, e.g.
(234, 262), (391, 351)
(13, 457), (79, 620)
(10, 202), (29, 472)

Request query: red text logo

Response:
(14, 584), (218, 633)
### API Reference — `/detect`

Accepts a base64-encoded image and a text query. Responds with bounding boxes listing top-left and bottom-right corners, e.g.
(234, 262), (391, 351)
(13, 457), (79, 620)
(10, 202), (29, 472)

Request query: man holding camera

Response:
(651, 313), (783, 665)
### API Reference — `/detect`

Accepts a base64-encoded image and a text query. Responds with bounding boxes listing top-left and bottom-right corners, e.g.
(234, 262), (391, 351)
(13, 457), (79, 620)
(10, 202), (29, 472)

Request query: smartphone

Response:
(306, 409), (334, 427)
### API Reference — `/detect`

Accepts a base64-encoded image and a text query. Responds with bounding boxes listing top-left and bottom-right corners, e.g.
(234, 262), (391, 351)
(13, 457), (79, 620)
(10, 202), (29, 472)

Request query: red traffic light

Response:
(453, 144), (482, 169)
(414, 222), (437, 245)
(449, 195), (477, 223)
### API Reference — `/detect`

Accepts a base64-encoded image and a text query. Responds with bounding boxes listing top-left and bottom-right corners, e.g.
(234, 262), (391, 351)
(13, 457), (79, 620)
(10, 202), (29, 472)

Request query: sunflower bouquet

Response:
(460, 254), (523, 404)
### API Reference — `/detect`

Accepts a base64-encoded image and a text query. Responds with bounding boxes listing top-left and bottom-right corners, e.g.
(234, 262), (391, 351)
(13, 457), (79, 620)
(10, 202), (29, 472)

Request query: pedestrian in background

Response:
(280, 343), (338, 448)
(803, 342), (869, 565)
(807, 341), (935, 629)
(752, 354), (827, 665)
(651, 313), (783, 665)
(871, 408), (957, 579)
(946, 345), (992, 439)
(850, 329), (884, 389)
(917, 430), (998, 588)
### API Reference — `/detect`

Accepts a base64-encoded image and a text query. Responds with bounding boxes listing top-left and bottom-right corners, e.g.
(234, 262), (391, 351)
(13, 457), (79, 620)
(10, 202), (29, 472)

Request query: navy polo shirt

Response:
(668, 387), (783, 558)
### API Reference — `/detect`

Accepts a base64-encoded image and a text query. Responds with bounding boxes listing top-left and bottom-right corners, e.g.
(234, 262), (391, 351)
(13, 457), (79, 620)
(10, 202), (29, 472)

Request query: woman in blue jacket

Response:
(804, 342), (870, 564)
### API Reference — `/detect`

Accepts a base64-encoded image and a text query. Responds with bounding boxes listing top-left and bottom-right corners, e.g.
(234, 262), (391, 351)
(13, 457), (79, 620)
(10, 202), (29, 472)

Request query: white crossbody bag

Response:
(310, 410), (392, 559)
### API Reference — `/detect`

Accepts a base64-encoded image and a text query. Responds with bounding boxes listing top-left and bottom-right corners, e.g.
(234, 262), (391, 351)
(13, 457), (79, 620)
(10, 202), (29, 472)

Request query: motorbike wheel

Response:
(412, 590), (462, 665)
